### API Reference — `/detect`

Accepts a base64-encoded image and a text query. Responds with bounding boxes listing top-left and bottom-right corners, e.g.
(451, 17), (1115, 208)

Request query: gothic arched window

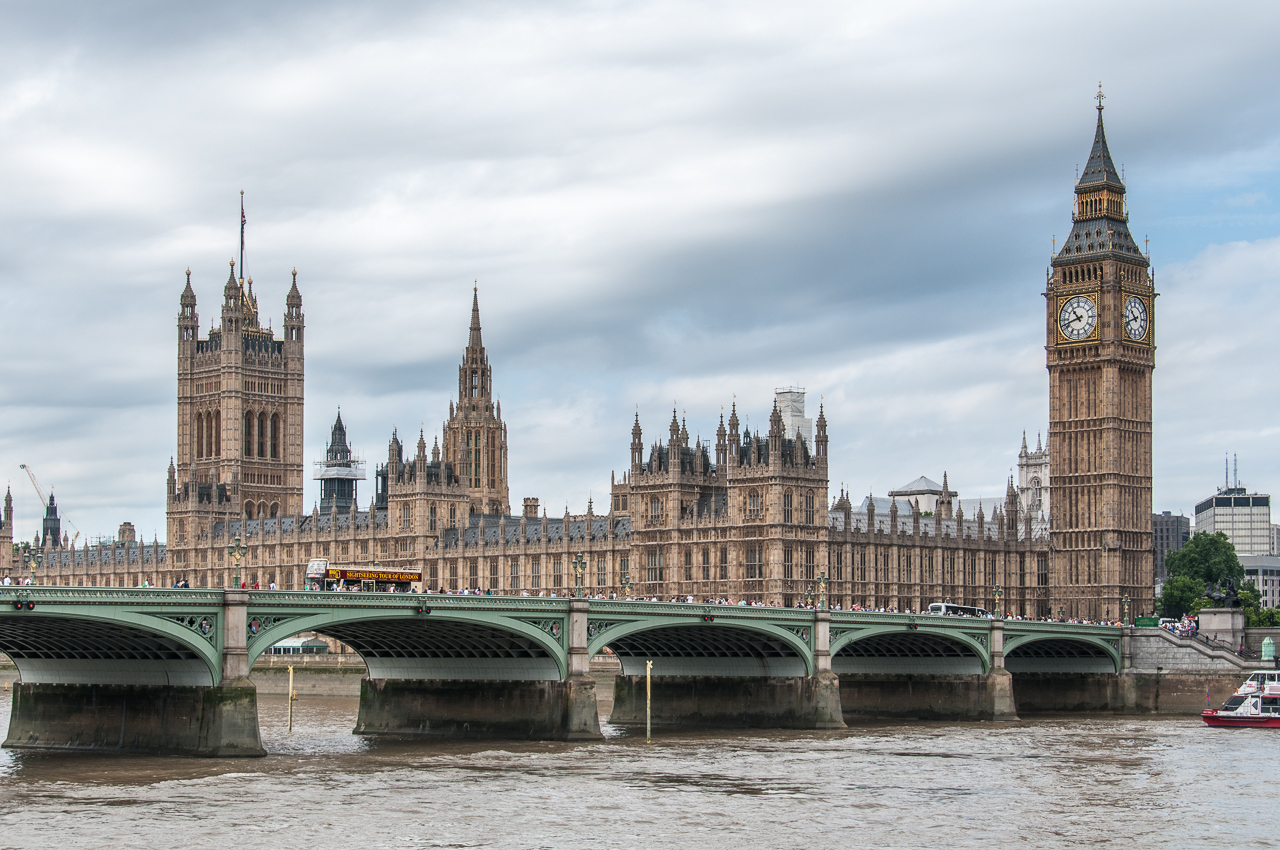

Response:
(243, 412), (253, 458)
(257, 412), (267, 458)
(270, 414), (280, 459)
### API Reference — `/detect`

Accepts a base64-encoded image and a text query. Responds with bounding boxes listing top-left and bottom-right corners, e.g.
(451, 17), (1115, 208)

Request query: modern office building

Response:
(1241, 555), (1280, 609)
(1194, 487), (1272, 556)
(1152, 511), (1190, 583)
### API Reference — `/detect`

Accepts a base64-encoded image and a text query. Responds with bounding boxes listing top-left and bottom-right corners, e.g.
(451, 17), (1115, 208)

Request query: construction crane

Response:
(18, 464), (80, 547)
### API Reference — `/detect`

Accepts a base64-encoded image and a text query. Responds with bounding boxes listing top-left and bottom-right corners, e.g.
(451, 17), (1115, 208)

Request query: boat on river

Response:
(1202, 671), (1280, 727)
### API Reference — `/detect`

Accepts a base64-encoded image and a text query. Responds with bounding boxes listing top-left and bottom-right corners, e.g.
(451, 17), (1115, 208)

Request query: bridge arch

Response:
(0, 609), (223, 687)
(1003, 634), (1119, 673)
(588, 617), (814, 677)
(831, 626), (989, 675)
(247, 607), (569, 681)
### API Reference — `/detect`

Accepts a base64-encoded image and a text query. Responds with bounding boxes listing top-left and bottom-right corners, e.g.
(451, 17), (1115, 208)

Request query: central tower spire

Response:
(469, 282), (483, 350)
(445, 284), (509, 517)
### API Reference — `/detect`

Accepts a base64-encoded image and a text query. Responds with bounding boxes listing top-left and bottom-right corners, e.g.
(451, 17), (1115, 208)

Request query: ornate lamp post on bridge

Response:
(22, 551), (42, 586)
(993, 584), (1003, 618)
(572, 553), (586, 599)
(227, 534), (247, 589)
(1122, 595), (1131, 626)
(1058, 606), (1066, 623)
(818, 570), (828, 611)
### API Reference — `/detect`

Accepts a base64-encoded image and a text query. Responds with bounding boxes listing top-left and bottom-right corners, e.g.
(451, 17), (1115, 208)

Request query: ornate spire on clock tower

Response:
(1044, 88), (1156, 621)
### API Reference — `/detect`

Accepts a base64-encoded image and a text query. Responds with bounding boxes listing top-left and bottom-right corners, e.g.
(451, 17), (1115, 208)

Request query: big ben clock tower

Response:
(1046, 88), (1155, 621)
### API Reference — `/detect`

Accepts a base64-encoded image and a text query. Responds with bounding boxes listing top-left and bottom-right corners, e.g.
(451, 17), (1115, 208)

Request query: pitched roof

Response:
(1076, 108), (1124, 189)
(890, 476), (943, 495)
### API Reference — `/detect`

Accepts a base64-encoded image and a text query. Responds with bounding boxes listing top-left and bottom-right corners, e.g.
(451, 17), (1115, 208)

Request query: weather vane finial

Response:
(1095, 82), (1105, 112)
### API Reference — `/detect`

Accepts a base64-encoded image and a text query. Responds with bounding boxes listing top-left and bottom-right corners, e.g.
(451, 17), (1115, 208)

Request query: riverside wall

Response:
(838, 673), (1017, 720)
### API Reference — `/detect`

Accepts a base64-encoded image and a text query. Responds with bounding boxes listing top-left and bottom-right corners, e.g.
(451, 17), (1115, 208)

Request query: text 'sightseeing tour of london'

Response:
(0, 12), (1277, 845)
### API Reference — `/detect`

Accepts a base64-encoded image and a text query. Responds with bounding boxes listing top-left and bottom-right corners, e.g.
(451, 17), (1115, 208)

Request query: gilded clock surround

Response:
(1056, 293), (1100, 344)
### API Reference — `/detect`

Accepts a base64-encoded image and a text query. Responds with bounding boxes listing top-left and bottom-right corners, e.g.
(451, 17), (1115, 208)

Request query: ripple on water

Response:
(0, 692), (1270, 849)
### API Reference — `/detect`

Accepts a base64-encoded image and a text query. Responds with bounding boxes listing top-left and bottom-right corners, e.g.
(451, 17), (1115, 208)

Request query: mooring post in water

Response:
(646, 659), (652, 743)
(288, 665), (295, 733)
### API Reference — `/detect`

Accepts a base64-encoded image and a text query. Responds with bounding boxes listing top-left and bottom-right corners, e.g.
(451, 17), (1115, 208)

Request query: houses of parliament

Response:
(6, 101), (1156, 621)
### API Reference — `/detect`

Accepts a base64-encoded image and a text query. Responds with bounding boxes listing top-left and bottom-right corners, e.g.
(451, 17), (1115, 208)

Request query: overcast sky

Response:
(2, 1), (1279, 545)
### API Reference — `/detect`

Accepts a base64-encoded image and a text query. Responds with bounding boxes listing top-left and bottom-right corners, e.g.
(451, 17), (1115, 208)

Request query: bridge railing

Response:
(1004, 619), (1122, 635)
(0, 587), (225, 604)
(248, 590), (575, 611)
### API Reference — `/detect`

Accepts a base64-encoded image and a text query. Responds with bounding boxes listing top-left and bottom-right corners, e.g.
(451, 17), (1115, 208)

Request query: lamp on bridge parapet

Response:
(1122, 595), (1131, 626)
(993, 584), (1003, 618)
(572, 553), (585, 599)
(22, 551), (41, 586)
(817, 571), (828, 611)
(227, 535), (247, 589)
(1058, 606), (1065, 623)
(621, 571), (633, 600)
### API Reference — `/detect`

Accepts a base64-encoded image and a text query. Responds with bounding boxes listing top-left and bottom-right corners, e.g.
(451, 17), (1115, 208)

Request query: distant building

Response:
(1152, 511), (1190, 583)
(1194, 487), (1272, 556)
(41, 494), (61, 549)
(1241, 555), (1280, 609)
(887, 475), (954, 515)
(0, 488), (12, 576)
(775, 388), (813, 447)
(315, 411), (365, 514)
(1017, 432), (1050, 517)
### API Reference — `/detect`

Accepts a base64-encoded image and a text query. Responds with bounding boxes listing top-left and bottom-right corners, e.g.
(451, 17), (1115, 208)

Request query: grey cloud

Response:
(4, 1), (1280, 541)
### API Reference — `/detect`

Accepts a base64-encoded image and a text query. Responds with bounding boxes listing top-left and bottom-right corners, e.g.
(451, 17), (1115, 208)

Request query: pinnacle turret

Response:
(287, 268), (302, 307)
(180, 268), (197, 308)
(1076, 96), (1123, 190)
(468, 285), (483, 351)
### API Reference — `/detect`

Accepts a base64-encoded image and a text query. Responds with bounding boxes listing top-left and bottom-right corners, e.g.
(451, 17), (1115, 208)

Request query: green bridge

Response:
(0, 588), (1125, 756)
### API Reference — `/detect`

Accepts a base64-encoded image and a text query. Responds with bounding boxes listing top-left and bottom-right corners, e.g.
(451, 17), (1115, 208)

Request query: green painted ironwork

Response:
(0, 589), (1125, 685)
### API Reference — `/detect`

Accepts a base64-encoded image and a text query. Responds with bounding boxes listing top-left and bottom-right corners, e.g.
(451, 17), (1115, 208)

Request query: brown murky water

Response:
(0, 690), (1270, 849)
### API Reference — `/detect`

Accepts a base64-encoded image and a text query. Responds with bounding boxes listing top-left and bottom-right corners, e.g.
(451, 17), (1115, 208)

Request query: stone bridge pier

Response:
(604, 609), (845, 730)
(350, 599), (601, 740)
(2, 589), (265, 757)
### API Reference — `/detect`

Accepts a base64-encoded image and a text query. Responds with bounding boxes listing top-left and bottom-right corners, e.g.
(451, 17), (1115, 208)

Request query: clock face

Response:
(1124, 295), (1148, 340)
(1059, 295), (1097, 341)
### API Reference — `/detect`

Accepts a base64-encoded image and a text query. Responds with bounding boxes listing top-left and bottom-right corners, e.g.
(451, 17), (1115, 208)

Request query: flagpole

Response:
(240, 190), (245, 282)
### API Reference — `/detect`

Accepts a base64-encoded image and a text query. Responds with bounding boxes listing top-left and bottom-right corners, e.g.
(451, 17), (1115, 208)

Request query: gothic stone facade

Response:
(163, 261), (306, 583)
(1045, 102), (1156, 620)
(26, 105), (1153, 618)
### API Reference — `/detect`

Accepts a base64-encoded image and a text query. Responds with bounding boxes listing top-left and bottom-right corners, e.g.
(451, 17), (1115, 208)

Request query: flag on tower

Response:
(240, 191), (246, 280)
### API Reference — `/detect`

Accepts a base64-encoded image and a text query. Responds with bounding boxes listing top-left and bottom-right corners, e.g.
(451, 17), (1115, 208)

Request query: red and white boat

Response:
(1202, 670), (1280, 727)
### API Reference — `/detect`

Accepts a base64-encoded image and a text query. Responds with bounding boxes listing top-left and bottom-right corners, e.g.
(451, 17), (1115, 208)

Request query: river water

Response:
(0, 690), (1270, 850)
